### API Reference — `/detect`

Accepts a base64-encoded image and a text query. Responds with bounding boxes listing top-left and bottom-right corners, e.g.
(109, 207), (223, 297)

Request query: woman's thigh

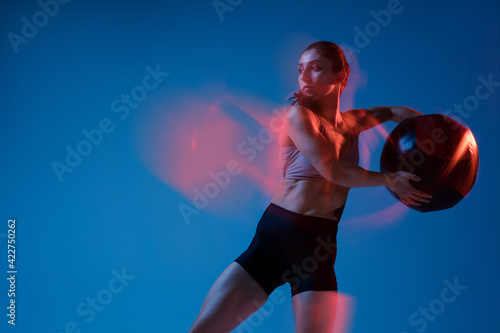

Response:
(189, 261), (269, 333)
(292, 290), (338, 333)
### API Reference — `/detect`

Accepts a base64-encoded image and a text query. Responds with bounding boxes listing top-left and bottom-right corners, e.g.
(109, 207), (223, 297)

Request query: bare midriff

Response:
(272, 112), (356, 220)
(271, 178), (349, 220)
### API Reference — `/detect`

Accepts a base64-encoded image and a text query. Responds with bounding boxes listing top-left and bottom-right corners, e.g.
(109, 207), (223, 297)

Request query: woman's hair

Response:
(289, 41), (350, 109)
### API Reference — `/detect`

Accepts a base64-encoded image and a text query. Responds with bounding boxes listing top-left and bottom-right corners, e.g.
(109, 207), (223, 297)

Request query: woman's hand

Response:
(385, 171), (433, 206)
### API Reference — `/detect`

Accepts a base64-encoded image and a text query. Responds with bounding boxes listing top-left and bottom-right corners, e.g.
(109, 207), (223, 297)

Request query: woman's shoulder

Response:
(342, 108), (368, 122)
(340, 110), (360, 134)
(284, 104), (317, 122)
(342, 108), (372, 136)
(343, 106), (395, 133)
(279, 104), (322, 143)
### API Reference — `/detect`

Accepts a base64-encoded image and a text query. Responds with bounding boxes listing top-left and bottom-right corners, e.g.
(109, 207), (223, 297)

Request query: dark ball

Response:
(380, 114), (479, 212)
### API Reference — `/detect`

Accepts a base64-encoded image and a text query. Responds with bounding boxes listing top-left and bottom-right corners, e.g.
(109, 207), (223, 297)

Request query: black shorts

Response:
(234, 203), (343, 297)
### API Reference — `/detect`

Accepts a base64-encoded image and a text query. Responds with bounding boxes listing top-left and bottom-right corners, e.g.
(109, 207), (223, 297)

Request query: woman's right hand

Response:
(385, 171), (433, 206)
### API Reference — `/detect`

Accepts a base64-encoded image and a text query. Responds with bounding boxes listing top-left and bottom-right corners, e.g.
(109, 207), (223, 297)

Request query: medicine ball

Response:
(380, 114), (479, 212)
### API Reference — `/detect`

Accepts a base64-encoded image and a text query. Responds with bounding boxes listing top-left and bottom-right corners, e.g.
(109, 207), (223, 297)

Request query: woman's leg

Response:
(189, 261), (269, 333)
(291, 290), (338, 333)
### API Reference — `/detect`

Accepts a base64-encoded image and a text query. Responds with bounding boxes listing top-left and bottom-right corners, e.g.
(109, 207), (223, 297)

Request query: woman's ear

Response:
(334, 70), (347, 85)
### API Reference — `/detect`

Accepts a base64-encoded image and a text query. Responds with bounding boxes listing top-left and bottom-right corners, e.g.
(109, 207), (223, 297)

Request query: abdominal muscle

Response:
(270, 120), (352, 221)
(271, 127), (350, 220)
(271, 178), (350, 221)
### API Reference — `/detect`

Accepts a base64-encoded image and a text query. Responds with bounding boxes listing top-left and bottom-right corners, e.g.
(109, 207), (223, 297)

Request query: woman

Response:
(189, 41), (432, 333)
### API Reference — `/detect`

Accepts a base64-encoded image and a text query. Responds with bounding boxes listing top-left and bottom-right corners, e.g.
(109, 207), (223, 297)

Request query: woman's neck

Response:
(315, 91), (343, 127)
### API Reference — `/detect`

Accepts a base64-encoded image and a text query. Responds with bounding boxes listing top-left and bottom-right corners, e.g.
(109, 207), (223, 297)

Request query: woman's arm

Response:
(286, 105), (432, 205)
(386, 106), (423, 124)
(345, 106), (423, 132)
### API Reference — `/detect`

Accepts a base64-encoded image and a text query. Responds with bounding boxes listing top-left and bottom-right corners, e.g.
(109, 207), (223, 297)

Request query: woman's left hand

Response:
(385, 171), (433, 206)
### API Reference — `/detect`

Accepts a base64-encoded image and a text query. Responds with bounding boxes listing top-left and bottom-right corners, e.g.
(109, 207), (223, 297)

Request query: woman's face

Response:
(297, 49), (339, 99)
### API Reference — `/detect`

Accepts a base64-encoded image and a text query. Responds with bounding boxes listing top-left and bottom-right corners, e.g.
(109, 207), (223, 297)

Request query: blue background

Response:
(1, 0), (499, 332)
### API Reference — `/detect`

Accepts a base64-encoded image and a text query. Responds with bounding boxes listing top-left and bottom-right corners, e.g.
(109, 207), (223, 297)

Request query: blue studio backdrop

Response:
(1, 0), (499, 332)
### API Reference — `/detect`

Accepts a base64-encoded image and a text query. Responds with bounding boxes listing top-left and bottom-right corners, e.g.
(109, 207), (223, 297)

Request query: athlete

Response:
(188, 41), (432, 333)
